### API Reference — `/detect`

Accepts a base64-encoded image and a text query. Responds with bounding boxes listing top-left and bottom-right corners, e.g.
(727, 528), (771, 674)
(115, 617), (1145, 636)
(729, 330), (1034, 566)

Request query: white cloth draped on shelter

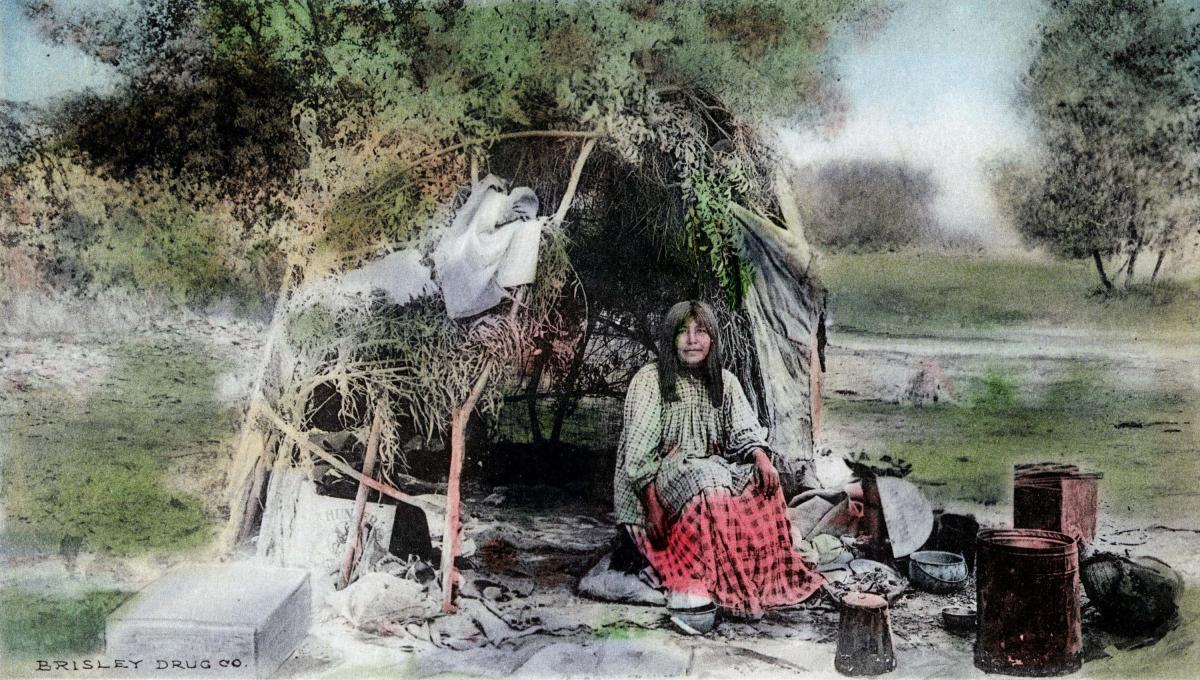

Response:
(338, 249), (437, 306)
(433, 174), (545, 319)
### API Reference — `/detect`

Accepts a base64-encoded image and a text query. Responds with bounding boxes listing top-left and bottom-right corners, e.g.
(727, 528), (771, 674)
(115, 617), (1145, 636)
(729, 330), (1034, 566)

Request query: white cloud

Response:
(778, 0), (1047, 247)
(0, 0), (121, 103)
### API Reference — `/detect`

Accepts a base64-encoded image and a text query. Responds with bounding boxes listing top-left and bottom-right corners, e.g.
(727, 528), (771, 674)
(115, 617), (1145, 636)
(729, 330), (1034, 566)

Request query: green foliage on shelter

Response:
(3, 0), (866, 306)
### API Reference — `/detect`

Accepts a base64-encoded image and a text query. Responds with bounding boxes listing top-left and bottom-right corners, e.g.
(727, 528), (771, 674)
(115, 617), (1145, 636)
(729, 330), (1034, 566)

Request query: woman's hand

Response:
(641, 482), (669, 549)
(753, 448), (781, 498)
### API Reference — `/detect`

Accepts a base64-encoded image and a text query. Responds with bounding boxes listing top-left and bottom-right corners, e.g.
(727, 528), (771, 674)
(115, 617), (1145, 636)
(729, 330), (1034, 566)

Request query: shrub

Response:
(795, 159), (938, 251)
(78, 196), (264, 308)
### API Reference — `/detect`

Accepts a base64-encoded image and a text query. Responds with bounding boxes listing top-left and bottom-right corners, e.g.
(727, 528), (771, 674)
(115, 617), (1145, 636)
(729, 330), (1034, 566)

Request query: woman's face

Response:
(675, 317), (712, 368)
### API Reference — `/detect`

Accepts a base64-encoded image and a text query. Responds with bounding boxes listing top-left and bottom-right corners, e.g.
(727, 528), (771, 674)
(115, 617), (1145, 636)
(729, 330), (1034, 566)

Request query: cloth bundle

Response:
(433, 175), (545, 319)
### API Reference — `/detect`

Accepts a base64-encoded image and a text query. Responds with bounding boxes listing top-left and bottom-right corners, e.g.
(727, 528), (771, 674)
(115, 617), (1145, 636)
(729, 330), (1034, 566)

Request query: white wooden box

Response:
(106, 563), (310, 677)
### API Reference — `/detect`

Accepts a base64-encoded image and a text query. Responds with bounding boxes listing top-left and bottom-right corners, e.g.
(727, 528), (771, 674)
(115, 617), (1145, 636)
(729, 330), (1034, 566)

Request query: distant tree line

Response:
(793, 159), (940, 252)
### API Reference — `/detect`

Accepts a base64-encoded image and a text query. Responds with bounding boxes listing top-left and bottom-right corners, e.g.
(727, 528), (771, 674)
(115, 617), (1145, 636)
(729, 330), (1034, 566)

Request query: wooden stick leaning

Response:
(260, 402), (444, 516)
(235, 433), (277, 546)
(339, 409), (384, 590)
(223, 265), (298, 550)
(440, 365), (493, 613)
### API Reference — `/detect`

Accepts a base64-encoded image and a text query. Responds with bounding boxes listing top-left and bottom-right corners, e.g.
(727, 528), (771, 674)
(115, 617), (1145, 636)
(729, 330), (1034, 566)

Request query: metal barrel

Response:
(974, 528), (1081, 676)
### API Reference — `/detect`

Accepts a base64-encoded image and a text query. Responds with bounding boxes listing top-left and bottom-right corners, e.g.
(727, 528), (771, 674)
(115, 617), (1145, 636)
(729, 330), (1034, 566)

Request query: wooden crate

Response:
(106, 563), (310, 677)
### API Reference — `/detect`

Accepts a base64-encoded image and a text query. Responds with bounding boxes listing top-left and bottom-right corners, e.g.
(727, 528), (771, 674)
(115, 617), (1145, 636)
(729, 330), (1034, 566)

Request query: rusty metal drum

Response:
(1014, 463), (1103, 546)
(975, 528), (1081, 676)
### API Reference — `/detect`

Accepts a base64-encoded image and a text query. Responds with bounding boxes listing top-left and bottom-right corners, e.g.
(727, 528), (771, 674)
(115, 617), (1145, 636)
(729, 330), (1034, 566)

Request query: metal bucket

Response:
(908, 550), (968, 594)
(975, 528), (1081, 676)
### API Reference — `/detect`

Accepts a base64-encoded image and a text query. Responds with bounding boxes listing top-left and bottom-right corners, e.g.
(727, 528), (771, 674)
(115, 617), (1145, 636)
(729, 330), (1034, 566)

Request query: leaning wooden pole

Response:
(222, 264), (298, 551)
(809, 325), (823, 443)
(339, 409), (384, 589)
(441, 366), (493, 613)
(551, 138), (596, 227)
(260, 402), (443, 515)
(234, 433), (277, 546)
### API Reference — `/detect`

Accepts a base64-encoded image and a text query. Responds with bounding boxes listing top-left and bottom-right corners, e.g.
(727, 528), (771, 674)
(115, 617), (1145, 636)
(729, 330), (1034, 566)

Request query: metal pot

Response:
(908, 550), (968, 594)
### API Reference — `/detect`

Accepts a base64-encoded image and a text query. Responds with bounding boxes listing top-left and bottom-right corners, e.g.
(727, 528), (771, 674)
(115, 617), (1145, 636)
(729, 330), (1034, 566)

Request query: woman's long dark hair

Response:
(657, 300), (723, 407)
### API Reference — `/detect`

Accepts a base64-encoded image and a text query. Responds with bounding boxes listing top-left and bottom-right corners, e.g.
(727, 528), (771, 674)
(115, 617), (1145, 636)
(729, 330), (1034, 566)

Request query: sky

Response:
(1, 0), (1048, 245)
(0, 0), (121, 104)
(780, 0), (1048, 247)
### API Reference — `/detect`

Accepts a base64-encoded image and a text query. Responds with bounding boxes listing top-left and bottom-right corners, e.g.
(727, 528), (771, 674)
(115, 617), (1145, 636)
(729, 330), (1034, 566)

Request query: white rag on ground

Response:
(326, 572), (438, 629)
(327, 573), (543, 648)
(432, 175), (545, 319)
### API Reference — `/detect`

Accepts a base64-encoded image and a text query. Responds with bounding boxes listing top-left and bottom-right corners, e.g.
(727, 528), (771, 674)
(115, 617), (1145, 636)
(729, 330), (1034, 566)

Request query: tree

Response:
(1019, 0), (1200, 290)
(8, 0), (865, 475)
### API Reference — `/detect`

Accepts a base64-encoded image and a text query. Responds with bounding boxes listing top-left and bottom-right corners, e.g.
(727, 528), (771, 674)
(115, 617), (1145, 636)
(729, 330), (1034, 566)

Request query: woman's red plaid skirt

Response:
(632, 485), (824, 618)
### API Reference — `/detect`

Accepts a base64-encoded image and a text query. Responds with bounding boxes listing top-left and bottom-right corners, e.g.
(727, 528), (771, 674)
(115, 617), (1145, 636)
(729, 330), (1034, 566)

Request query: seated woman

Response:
(613, 300), (823, 619)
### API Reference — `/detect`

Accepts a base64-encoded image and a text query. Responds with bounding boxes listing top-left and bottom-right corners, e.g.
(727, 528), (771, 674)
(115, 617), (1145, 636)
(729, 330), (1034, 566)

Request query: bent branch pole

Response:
(339, 409), (384, 590)
(552, 137), (598, 227)
(261, 402), (445, 516)
(374, 129), (601, 199)
(441, 365), (493, 613)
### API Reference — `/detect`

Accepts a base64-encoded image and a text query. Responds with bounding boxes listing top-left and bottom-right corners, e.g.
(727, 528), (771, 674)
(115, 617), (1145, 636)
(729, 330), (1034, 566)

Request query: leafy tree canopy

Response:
(25, 0), (858, 194)
(1015, 0), (1200, 289)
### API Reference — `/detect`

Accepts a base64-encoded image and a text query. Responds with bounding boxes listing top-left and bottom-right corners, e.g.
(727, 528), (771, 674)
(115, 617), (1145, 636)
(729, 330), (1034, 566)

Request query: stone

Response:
(106, 563), (310, 678)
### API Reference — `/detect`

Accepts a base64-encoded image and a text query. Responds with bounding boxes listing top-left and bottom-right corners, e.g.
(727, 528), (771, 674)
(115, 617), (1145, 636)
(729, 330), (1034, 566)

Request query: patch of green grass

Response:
(592, 623), (651, 641)
(828, 362), (1200, 520)
(819, 252), (1200, 336)
(0, 588), (130, 659)
(970, 369), (1021, 413)
(0, 340), (232, 555)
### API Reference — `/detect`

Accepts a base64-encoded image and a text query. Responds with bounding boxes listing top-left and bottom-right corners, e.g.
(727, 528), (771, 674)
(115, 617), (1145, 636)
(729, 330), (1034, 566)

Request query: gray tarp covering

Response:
(732, 203), (826, 494)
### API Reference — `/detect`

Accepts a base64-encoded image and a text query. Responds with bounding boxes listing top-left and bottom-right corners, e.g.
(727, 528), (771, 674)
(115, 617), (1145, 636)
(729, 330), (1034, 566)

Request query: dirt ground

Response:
(2, 315), (1197, 678)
